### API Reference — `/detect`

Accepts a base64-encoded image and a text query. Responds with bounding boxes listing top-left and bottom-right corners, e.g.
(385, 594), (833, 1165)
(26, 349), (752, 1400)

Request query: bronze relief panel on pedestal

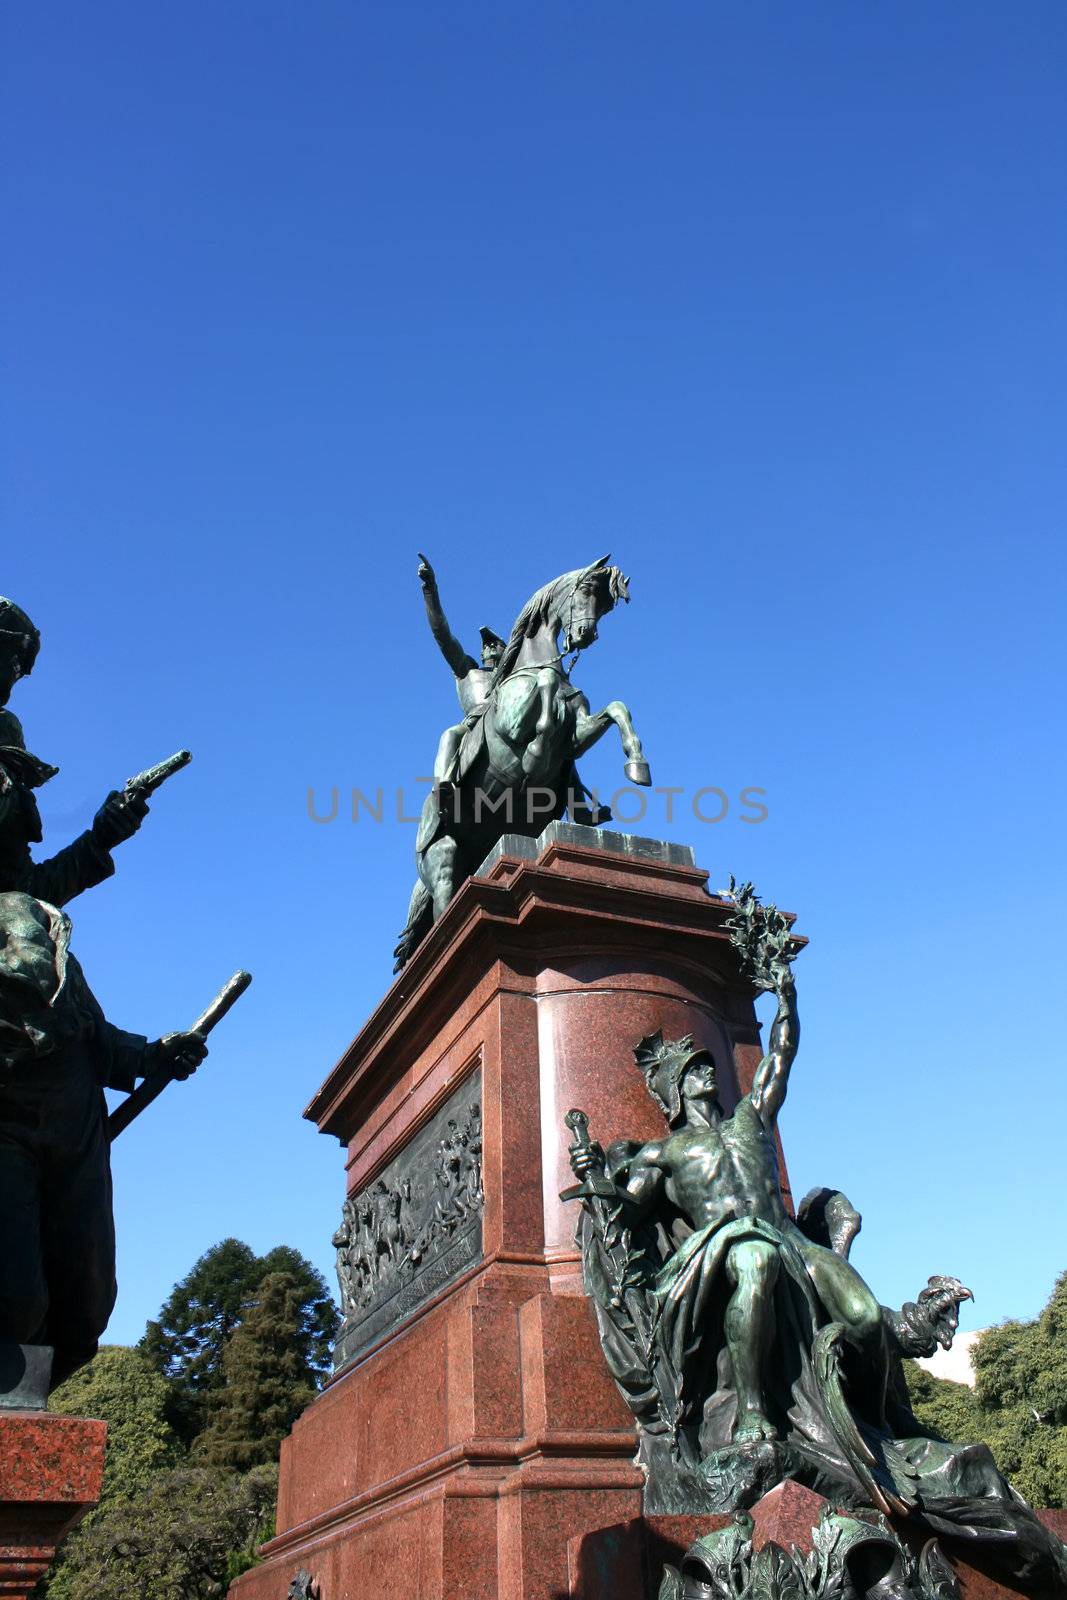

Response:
(331, 1069), (483, 1369)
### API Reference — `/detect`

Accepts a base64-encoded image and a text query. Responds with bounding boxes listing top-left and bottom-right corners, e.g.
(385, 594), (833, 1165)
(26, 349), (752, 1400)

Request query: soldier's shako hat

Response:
(0, 599), (41, 676)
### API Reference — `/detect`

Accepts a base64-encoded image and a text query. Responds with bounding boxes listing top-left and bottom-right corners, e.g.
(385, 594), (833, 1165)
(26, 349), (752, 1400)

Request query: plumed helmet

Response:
(633, 1030), (712, 1127)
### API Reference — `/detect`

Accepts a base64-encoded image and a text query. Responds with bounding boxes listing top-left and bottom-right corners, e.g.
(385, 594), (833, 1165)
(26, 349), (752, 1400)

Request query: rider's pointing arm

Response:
(749, 964), (799, 1126)
(418, 553), (477, 679)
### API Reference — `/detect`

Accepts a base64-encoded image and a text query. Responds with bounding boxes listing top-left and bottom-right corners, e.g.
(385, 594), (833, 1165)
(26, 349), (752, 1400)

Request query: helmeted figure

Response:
(564, 883), (1067, 1597)
(0, 891), (206, 1386)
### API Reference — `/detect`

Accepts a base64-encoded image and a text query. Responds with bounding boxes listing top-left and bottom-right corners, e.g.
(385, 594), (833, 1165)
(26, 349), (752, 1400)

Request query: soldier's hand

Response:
(417, 552), (437, 590)
(570, 1141), (605, 1179)
(91, 789), (149, 848)
(155, 1031), (209, 1080)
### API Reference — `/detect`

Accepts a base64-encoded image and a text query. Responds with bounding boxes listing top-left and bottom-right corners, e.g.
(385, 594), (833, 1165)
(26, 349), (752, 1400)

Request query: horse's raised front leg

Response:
(520, 669), (559, 777)
(574, 698), (651, 785)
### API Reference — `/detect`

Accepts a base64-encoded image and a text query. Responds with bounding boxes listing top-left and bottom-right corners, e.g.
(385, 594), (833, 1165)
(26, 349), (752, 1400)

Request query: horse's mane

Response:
(489, 557), (629, 692)
(489, 569), (586, 690)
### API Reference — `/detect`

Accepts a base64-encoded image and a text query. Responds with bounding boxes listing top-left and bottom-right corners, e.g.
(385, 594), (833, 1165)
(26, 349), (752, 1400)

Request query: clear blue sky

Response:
(3, 2), (1064, 1345)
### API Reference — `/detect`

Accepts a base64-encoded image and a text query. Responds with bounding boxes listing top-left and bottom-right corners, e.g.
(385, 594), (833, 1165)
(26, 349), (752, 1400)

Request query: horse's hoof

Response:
(625, 759), (651, 786)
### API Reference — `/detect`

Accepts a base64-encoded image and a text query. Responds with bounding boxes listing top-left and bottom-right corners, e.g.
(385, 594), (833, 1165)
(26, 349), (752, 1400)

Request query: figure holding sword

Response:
(0, 889), (251, 1389)
(108, 967), (252, 1140)
(0, 595), (252, 1399)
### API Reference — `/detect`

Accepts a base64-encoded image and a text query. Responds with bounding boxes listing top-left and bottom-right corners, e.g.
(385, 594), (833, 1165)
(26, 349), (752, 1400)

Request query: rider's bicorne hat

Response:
(479, 627), (506, 652)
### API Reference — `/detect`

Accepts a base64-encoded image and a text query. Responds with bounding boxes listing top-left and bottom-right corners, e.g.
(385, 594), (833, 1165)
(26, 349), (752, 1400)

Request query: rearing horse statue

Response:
(393, 555), (650, 970)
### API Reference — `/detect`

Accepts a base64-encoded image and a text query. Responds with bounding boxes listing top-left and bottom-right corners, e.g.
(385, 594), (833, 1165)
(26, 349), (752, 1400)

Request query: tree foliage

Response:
(904, 1359), (985, 1446)
(43, 1465), (277, 1600)
(40, 1236), (338, 1598)
(140, 1237), (337, 1442)
(48, 1345), (181, 1508)
(254, 1244), (339, 1384)
(194, 1272), (318, 1472)
(973, 1271), (1067, 1422)
(906, 1270), (1067, 1508)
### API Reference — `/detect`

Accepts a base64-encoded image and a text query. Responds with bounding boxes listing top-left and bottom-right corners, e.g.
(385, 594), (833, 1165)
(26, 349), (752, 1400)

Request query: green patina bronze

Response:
(0, 596), (190, 907)
(0, 598), (249, 1402)
(394, 554), (650, 969)
(659, 1505), (962, 1600)
(563, 881), (1067, 1598)
(0, 891), (212, 1391)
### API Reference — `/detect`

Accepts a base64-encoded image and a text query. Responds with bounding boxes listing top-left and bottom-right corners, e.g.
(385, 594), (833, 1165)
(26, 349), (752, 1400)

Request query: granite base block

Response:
(0, 1411), (107, 1599)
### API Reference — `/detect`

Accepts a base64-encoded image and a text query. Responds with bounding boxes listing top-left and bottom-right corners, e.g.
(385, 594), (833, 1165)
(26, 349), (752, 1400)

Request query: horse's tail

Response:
(393, 880), (433, 972)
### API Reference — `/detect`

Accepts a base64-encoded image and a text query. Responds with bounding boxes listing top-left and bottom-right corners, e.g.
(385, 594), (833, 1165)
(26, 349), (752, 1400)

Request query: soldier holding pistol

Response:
(0, 596), (187, 904)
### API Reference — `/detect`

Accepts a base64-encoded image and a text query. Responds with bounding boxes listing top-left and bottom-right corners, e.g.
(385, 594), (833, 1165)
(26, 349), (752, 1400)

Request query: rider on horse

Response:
(417, 554), (607, 824)
(394, 554), (649, 971)
(418, 553), (506, 785)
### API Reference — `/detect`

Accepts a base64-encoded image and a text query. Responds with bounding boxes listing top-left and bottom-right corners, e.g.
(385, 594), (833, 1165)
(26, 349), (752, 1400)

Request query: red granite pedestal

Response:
(226, 827), (1061, 1600)
(0, 1411), (106, 1598)
(229, 829), (776, 1600)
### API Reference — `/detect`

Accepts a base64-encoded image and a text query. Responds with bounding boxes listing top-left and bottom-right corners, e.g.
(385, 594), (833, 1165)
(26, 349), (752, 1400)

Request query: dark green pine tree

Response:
(140, 1239), (337, 1445)
(141, 1239), (258, 1383)
(193, 1272), (318, 1472)
(255, 1243), (338, 1382)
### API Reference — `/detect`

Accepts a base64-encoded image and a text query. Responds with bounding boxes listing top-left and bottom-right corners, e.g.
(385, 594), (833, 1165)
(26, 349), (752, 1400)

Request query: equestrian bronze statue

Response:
(394, 555), (649, 969)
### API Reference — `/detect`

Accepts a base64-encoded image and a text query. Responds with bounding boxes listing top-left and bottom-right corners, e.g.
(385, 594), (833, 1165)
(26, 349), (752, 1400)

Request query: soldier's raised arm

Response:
(0, 756), (152, 909)
(750, 963), (799, 1126)
(418, 553), (477, 678)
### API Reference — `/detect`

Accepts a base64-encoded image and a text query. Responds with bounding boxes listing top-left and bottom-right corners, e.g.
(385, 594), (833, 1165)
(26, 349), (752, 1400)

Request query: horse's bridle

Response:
(492, 577), (602, 692)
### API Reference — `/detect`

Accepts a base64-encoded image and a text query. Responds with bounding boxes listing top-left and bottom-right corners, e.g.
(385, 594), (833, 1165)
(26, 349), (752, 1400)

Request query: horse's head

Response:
(561, 554), (630, 654)
(489, 556), (632, 689)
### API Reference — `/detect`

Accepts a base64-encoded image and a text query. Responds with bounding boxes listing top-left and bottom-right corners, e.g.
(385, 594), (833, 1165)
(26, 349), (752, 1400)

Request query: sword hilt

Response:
(564, 1108), (592, 1150)
(560, 1107), (616, 1202)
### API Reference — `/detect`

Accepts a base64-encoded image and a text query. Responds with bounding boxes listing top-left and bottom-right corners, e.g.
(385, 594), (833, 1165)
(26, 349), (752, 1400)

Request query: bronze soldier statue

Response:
(0, 597), (248, 1399)
(394, 556), (642, 968)
(0, 597), (39, 751)
(0, 891), (208, 1387)
(0, 596), (186, 906)
(570, 968), (885, 1446)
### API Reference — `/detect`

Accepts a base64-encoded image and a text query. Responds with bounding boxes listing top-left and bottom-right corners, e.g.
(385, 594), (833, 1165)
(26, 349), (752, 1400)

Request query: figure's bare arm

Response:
(750, 966), (799, 1126)
(618, 1143), (668, 1218)
(418, 553), (477, 677)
